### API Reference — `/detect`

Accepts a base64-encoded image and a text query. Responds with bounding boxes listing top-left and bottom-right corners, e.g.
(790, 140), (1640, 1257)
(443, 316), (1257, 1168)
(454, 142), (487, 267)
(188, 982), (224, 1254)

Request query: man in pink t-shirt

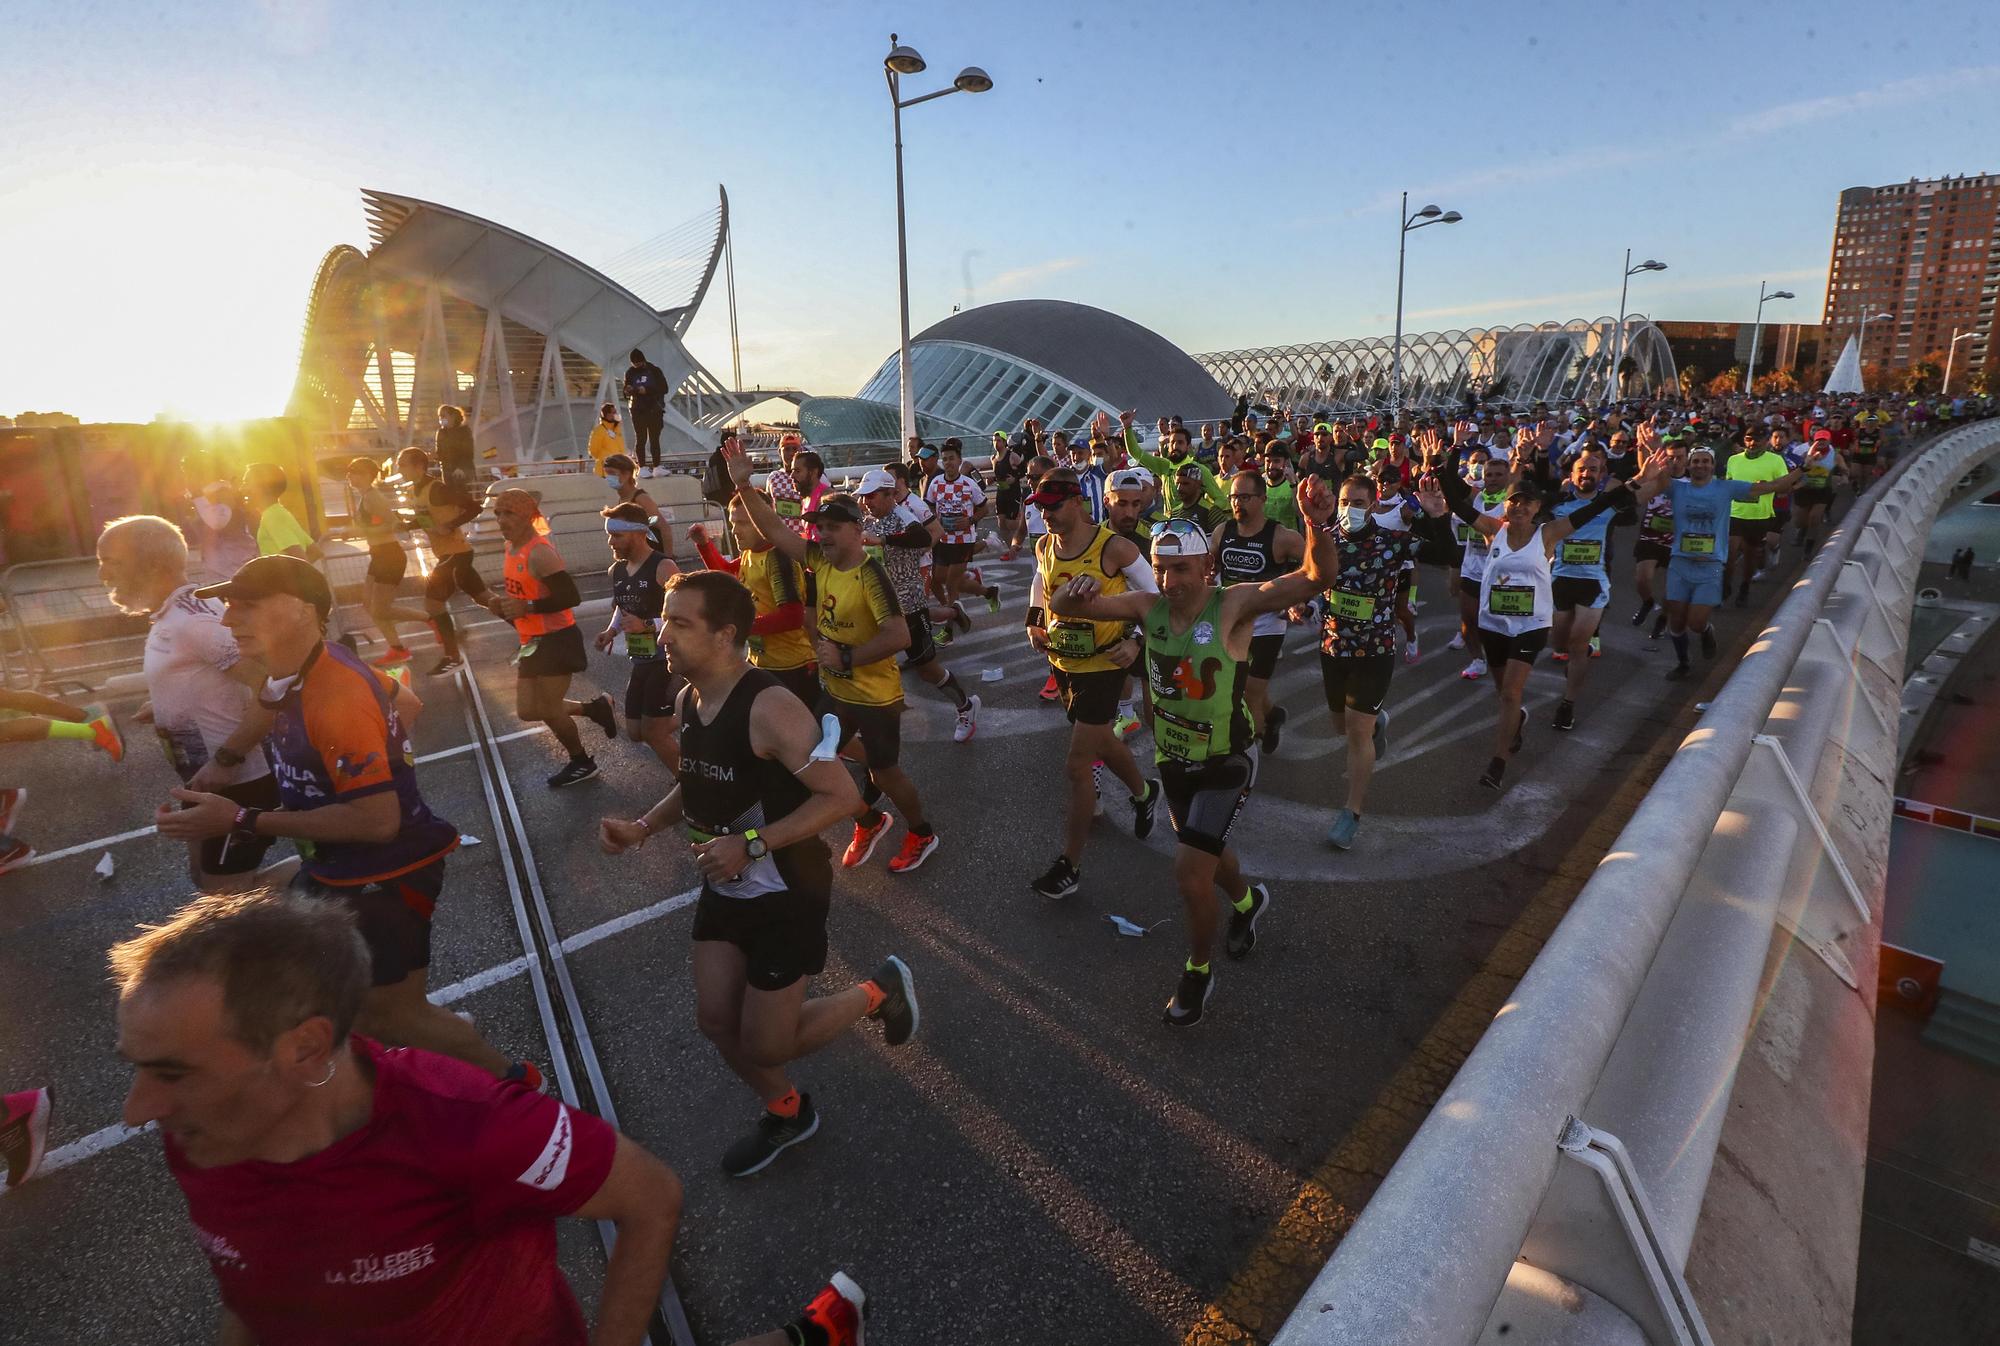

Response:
(113, 890), (868, 1346)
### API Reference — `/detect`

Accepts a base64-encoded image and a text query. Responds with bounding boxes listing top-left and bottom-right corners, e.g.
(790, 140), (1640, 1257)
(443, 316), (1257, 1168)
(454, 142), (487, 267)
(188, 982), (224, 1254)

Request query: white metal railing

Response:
(1272, 417), (2000, 1345)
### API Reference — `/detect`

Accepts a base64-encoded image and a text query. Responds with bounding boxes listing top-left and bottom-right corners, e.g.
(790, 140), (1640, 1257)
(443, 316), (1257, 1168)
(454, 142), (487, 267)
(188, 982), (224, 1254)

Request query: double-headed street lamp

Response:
(1389, 193), (1462, 419)
(1743, 281), (1797, 395)
(1613, 250), (1666, 400)
(885, 34), (992, 449)
(1943, 326), (1976, 396)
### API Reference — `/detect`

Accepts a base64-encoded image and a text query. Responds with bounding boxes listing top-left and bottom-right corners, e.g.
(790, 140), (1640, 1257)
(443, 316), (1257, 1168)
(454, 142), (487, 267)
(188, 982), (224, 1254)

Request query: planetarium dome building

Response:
(800, 299), (1235, 446)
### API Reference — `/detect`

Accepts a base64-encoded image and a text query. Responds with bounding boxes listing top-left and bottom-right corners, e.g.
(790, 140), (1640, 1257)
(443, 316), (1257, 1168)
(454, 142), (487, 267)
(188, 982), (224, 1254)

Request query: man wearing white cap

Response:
(856, 467), (980, 743)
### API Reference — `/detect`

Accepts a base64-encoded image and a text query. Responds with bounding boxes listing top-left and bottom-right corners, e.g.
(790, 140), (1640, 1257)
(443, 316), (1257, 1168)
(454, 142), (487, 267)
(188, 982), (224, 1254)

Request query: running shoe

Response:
(1404, 639), (1421, 665)
(842, 813), (893, 867)
(1226, 883), (1271, 960)
(794, 1272), (868, 1346)
(0, 836), (32, 876)
(1630, 600), (1655, 627)
(1112, 711), (1142, 741)
(1460, 658), (1488, 681)
(1, 1088), (52, 1191)
(999, 548), (1016, 562)
(1552, 651), (1570, 664)
(1163, 966), (1215, 1027)
(503, 1060), (548, 1094)
(1260, 706), (1288, 756)
(1650, 614), (1668, 640)
(1325, 808), (1360, 850)
(547, 757), (599, 789)
(866, 957), (920, 1046)
(0, 787), (24, 837)
(582, 693), (618, 739)
(722, 1094), (820, 1177)
(1553, 699), (1576, 732)
(953, 694), (980, 743)
(1479, 756), (1507, 790)
(934, 624), (954, 647)
(983, 586), (1001, 613)
(1751, 568), (1767, 582)
(1373, 708), (1390, 761)
(950, 601), (972, 635)
(887, 830), (940, 874)
(1132, 779), (1161, 840)
(1588, 635), (1602, 659)
(1030, 855), (1080, 900)
(1038, 674), (1061, 703)
(1512, 707), (1526, 754)
(1699, 626), (1718, 659)
(1447, 630), (1466, 651)
(369, 645), (413, 668)
(1665, 662), (1693, 681)
(83, 703), (123, 763)
(426, 654), (464, 677)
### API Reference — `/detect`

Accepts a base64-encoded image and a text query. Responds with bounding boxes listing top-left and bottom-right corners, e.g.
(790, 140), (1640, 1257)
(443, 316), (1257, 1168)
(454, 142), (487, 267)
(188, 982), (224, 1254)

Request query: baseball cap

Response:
(1313, 422), (1334, 434)
(917, 445), (938, 459)
(856, 468), (898, 494)
(804, 494), (865, 526)
(193, 554), (333, 618)
(1811, 428), (1833, 441)
(1687, 445), (1716, 460)
(1107, 468), (1151, 493)
(1149, 517), (1209, 556)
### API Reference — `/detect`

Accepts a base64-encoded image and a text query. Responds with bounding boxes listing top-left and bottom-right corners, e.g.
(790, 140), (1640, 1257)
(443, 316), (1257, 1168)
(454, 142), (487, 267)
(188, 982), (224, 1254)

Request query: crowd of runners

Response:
(2, 387), (1991, 1345)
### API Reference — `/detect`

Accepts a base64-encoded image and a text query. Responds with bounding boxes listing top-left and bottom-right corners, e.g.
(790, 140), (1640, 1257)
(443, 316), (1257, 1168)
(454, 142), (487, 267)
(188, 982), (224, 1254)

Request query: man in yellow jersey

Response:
(489, 490), (617, 788)
(1024, 469), (1161, 900)
(689, 495), (820, 706)
(1722, 428), (1790, 609)
(726, 450), (942, 875)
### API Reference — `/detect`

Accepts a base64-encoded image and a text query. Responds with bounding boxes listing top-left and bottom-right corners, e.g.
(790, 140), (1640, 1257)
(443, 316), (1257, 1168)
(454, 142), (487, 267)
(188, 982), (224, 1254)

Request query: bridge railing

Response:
(1273, 418), (2000, 1345)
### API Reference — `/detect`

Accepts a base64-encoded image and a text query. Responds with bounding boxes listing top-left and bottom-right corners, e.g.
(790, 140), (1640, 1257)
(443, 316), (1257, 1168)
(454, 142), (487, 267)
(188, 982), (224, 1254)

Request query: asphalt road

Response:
(0, 540), (1783, 1345)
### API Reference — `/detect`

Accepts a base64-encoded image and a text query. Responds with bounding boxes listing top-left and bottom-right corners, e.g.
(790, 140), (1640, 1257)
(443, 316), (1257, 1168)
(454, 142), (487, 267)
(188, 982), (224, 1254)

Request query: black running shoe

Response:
(1163, 966), (1215, 1027)
(547, 757), (599, 788)
(868, 956), (919, 1046)
(721, 1094), (820, 1178)
(1630, 599), (1654, 627)
(1132, 779), (1161, 840)
(1260, 706), (1288, 756)
(1665, 662), (1693, 681)
(1650, 613), (1668, 640)
(1226, 883), (1271, 960)
(1553, 699), (1576, 732)
(1479, 756), (1507, 789)
(1699, 626), (1717, 659)
(1030, 855), (1080, 900)
(1511, 707), (1526, 754)
(426, 654), (464, 677)
(582, 693), (617, 739)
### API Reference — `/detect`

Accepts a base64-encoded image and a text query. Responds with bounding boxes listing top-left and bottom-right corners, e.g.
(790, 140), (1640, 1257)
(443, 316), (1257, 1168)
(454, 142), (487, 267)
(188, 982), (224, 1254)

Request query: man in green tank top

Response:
(1048, 515), (1320, 1028)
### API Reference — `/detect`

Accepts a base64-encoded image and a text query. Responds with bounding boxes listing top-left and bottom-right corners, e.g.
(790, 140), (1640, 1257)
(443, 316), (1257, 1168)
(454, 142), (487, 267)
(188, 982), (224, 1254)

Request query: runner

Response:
(599, 569), (919, 1176)
(727, 453), (943, 874)
(1788, 428), (1848, 554)
(111, 888), (681, 1343)
(1048, 517), (1317, 1024)
(1369, 456), (1424, 664)
(244, 463), (317, 562)
(688, 496), (820, 706)
(0, 688), (122, 760)
(1023, 469), (1160, 898)
(1546, 445), (1618, 731)
(1104, 467), (1161, 737)
(602, 452), (676, 557)
(97, 514), (277, 892)
(1212, 469), (1305, 753)
(156, 554), (531, 1079)
(337, 456), (428, 666)
(595, 501), (682, 773)
(856, 468), (981, 742)
(393, 446), (491, 677)
(1629, 437), (1687, 634)
(1724, 427), (1790, 608)
(1452, 447), (1510, 681)
(765, 440), (827, 542)
(922, 439), (996, 614)
(1302, 472), (1453, 849)
(489, 489), (618, 787)
(990, 429), (1028, 559)
(1125, 410), (1226, 517)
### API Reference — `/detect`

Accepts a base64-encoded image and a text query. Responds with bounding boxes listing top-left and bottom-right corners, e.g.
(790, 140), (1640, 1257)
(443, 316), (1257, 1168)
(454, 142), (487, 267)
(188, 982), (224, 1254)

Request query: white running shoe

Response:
(1447, 631), (1466, 651)
(1460, 657), (1488, 680)
(1404, 639), (1421, 665)
(953, 694), (980, 743)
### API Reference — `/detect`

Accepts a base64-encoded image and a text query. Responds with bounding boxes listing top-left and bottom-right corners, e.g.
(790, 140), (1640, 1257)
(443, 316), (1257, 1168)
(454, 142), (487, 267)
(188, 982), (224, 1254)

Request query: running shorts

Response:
(933, 541), (976, 566)
(690, 884), (830, 992)
(1733, 517), (1774, 548)
(902, 611), (939, 669)
(1318, 651), (1394, 717)
(1666, 561), (1724, 608)
(1396, 569), (1416, 600)
(997, 487), (1021, 517)
(367, 543), (408, 585)
(198, 774), (281, 876)
(424, 551), (491, 603)
(1552, 576), (1609, 612)
(1633, 539), (1671, 565)
(1161, 749), (1258, 857)
(626, 660), (683, 721)
(1056, 667), (1125, 726)
(1478, 625), (1549, 668)
(1795, 488), (1834, 509)
(763, 663), (821, 706)
(1247, 632), (1285, 681)
(818, 693), (904, 769)
(515, 624), (589, 678)
(291, 859), (444, 986)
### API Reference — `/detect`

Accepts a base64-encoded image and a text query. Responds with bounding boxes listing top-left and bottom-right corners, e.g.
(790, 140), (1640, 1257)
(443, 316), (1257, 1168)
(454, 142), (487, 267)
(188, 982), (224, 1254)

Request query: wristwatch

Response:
(743, 828), (768, 861)
(213, 746), (246, 769)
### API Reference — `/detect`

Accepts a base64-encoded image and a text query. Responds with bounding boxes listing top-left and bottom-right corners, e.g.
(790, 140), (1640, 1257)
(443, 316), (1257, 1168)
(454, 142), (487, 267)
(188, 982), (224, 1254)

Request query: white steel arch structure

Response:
(1195, 318), (1678, 412)
(288, 187), (783, 462)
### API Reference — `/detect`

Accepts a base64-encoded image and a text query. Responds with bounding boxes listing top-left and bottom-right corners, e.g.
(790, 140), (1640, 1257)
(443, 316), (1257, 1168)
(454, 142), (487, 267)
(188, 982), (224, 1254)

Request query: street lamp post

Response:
(1742, 282), (1797, 395)
(884, 34), (992, 449)
(1943, 326), (1975, 396)
(1854, 310), (1893, 390)
(1613, 250), (1667, 400)
(1390, 192), (1462, 419)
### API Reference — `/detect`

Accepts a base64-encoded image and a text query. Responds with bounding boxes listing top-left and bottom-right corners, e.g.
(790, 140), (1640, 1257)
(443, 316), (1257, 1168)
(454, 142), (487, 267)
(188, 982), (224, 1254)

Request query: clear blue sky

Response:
(5, 0), (1998, 422)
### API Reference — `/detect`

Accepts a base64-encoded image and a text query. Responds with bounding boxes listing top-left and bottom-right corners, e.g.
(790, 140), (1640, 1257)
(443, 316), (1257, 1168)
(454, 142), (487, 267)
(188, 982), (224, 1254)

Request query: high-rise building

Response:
(1824, 174), (1999, 387)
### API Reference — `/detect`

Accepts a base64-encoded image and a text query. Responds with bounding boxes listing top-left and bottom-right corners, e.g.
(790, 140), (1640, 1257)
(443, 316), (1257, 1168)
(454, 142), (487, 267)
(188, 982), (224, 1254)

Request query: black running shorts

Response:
(1056, 667), (1125, 726)
(367, 543), (408, 585)
(1319, 652), (1394, 717)
(515, 624), (589, 678)
(691, 885), (830, 992)
(1161, 749), (1258, 856)
(764, 662), (821, 706)
(1633, 539), (1672, 565)
(902, 611), (938, 669)
(291, 859), (445, 986)
(933, 541), (976, 566)
(424, 551), (490, 603)
(1478, 625), (1549, 668)
(625, 660), (683, 721)
(1246, 632), (1285, 681)
(818, 693), (904, 769)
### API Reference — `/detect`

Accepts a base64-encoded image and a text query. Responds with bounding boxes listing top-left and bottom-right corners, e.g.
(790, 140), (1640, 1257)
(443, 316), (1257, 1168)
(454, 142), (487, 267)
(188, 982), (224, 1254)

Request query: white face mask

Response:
(1339, 505), (1372, 532)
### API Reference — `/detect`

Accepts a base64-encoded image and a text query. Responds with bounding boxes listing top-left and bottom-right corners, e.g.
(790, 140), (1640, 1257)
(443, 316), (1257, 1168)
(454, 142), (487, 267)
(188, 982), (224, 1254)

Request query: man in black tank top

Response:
(1210, 470), (1305, 753)
(595, 503), (683, 773)
(598, 570), (921, 1180)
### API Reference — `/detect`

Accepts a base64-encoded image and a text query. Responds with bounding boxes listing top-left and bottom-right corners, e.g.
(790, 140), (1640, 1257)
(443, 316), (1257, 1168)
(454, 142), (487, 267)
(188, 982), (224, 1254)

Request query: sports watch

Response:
(743, 827), (768, 860)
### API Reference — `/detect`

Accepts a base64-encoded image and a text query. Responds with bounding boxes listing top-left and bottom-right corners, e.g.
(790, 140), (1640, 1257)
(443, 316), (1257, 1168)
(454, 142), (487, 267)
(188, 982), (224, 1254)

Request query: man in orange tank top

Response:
(490, 490), (618, 788)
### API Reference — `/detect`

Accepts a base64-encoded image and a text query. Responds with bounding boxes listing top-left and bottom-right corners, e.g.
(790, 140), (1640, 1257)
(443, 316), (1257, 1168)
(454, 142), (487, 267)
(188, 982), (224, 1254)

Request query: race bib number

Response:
(1559, 538), (1603, 567)
(1327, 589), (1376, 622)
(941, 509), (970, 532)
(1681, 532), (1716, 557)
(1152, 708), (1212, 764)
(624, 631), (658, 659)
(864, 543), (885, 565)
(1456, 522), (1481, 545)
(1048, 621), (1098, 658)
(1488, 585), (1536, 617)
(776, 499), (802, 518)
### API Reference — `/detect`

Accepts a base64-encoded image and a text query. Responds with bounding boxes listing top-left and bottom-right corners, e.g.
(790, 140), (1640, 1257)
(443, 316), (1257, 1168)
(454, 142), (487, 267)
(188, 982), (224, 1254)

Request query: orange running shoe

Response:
(842, 813), (893, 868)
(84, 705), (124, 764)
(795, 1271), (867, 1346)
(887, 830), (939, 874)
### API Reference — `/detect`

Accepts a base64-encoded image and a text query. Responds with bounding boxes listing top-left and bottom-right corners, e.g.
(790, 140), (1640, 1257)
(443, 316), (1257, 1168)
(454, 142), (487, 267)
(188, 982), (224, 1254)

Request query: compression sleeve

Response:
(1564, 487), (1626, 530)
(751, 602), (803, 635)
(1120, 553), (1158, 594)
(527, 570), (581, 613)
(693, 536), (740, 575)
(886, 523), (933, 548)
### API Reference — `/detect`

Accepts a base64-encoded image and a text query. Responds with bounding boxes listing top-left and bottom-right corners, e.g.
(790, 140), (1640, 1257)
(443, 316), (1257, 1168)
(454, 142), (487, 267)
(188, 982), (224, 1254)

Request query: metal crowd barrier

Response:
(1272, 418), (2000, 1345)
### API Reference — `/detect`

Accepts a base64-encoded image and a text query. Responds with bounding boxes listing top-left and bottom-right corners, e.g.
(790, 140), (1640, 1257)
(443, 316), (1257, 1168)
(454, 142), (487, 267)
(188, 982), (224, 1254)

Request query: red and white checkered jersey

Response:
(923, 471), (987, 545)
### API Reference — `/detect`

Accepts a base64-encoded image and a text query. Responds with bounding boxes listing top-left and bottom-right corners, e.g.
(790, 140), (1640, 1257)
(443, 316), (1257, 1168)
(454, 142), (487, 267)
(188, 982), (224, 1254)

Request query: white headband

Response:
(604, 518), (652, 534)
